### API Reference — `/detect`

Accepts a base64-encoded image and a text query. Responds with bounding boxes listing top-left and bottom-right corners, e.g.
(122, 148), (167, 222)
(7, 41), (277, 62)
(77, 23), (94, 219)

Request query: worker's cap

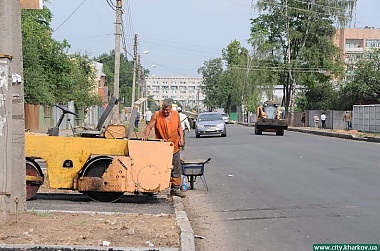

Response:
(177, 107), (182, 112)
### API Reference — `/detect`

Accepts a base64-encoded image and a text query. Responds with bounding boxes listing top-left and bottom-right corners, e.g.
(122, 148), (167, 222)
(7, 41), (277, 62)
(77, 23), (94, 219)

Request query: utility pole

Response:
(142, 73), (147, 115)
(131, 34), (138, 107)
(286, 0), (295, 126)
(112, 0), (122, 123)
(137, 54), (141, 101)
(0, 0), (13, 219)
(1, 0), (25, 222)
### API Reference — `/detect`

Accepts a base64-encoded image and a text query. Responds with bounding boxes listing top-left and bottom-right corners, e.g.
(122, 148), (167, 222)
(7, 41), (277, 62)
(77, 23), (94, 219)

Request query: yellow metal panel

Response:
(127, 140), (173, 192)
(25, 133), (128, 189)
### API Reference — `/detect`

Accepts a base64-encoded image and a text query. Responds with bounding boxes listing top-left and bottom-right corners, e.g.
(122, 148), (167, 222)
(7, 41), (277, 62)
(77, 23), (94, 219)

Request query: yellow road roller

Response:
(25, 98), (174, 202)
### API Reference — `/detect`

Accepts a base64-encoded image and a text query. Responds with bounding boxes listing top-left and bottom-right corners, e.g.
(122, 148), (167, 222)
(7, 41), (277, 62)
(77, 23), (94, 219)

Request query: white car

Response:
(221, 113), (230, 124)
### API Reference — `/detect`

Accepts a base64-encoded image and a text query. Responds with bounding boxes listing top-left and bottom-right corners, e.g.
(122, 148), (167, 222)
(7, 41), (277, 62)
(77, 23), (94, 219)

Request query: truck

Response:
(255, 100), (288, 136)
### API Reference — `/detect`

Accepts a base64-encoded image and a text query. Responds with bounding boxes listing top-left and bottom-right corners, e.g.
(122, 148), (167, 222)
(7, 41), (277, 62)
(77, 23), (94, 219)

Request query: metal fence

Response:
(26, 102), (105, 133)
(353, 104), (380, 133)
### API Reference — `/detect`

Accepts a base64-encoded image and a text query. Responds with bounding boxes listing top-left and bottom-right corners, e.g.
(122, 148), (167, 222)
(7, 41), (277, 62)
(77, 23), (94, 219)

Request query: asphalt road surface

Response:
(27, 193), (174, 215)
(26, 161), (174, 215)
(181, 124), (380, 251)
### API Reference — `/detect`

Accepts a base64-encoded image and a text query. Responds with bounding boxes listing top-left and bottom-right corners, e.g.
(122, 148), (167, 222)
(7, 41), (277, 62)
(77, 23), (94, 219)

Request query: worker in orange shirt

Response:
(143, 99), (185, 197)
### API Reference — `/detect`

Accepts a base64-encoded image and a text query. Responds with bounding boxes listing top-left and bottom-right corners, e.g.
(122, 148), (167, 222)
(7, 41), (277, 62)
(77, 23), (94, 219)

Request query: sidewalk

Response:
(287, 126), (380, 143)
(237, 122), (380, 143)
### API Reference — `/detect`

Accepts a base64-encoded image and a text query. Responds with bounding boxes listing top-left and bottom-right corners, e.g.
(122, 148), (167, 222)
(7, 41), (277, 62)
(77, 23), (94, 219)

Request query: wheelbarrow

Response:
(180, 158), (211, 190)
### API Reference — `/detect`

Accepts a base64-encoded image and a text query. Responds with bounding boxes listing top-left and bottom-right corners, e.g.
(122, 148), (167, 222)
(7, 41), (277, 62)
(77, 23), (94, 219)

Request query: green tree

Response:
(22, 7), (60, 105)
(342, 49), (380, 106)
(197, 58), (225, 111)
(222, 40), (251, 114)
(22, 7), (101, 107)
(94, 51), (134, 106)
(249, 0), (355, 124)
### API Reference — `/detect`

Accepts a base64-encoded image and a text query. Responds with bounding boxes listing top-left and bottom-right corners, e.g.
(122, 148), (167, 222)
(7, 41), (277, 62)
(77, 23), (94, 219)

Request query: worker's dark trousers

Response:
(170, 151), (182, 187)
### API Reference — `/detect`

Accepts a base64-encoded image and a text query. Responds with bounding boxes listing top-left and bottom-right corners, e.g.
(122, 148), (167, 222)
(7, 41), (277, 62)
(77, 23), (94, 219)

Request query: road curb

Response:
(287, 127), (380, 143)
(173, 196), (195, 251)
(237, 122), (380, 143)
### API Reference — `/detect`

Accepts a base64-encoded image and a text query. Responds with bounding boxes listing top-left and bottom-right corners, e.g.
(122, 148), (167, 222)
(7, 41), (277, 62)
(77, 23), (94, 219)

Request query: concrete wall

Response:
(295, 110), (346, 130)
(353, 104), (380, 133)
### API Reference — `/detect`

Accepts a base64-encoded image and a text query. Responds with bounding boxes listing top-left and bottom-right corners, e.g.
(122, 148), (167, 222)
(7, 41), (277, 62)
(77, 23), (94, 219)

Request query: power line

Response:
(106, 0), (117, 11)
(55, 0), (87, 31)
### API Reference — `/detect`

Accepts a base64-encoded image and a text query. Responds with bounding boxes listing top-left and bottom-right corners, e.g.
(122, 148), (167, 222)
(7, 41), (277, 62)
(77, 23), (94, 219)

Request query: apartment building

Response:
(145, 76), (204, 110)
(334, 27), (380, 77)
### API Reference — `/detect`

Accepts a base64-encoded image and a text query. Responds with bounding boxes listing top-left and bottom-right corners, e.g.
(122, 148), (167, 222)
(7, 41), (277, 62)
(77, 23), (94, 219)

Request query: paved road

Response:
(26, 193), (174, 215)
(181, 124), (380, 251)
(27, 160), (174, 215)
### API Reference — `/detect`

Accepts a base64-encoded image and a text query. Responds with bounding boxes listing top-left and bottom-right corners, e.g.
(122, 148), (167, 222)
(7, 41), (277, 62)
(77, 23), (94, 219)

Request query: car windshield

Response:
(198, 114), (223, 122)
(221, 113), (228, 117)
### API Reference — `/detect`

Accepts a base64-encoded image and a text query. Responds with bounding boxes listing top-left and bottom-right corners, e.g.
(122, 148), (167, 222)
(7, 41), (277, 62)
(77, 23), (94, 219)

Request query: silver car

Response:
(221, 113), (230, 124)
(195, 112), (227, 138)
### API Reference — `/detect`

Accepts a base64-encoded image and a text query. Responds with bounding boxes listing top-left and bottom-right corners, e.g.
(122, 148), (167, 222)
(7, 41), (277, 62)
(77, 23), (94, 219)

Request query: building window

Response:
(345, 39), (363, 48)
(366, 39), (380, 48)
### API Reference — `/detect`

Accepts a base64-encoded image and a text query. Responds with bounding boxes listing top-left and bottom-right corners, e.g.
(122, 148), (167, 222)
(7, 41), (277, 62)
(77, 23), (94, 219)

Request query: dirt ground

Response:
(0, 211), (180, 248)
(1, 167), (180, 249)
(1, 125), (182, 248)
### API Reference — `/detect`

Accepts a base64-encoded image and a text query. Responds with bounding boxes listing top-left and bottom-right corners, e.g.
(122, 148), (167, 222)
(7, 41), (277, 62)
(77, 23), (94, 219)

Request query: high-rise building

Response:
(145, 76), (204, 110)
(334, 27), (380, 78)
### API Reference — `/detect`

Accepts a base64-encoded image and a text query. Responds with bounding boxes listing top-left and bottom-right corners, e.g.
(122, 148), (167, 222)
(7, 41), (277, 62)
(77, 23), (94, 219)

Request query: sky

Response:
(45, 0), (380, 77)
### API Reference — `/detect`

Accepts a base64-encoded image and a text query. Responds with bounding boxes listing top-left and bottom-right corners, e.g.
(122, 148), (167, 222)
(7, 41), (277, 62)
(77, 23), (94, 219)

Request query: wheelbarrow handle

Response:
(204, 158), (211, 164)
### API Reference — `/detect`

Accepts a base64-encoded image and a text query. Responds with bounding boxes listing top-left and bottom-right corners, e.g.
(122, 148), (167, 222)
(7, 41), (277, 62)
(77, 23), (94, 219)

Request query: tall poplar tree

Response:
(249, 0), (356, 124)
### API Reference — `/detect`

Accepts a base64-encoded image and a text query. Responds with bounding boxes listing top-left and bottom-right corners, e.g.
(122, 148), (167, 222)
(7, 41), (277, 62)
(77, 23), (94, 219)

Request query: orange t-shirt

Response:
(154, 110), (181, 154)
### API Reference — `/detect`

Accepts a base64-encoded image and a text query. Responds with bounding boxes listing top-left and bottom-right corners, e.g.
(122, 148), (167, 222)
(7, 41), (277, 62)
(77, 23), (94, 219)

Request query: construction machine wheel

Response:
(255, 127), (262, 135)
(26, 159), (44, 200)
(81, 156), (124, 202)
(276, 129), (284, 136)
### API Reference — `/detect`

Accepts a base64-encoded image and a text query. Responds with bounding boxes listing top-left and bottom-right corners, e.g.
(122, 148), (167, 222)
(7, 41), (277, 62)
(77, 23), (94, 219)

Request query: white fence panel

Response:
(353, 104), (380, 133)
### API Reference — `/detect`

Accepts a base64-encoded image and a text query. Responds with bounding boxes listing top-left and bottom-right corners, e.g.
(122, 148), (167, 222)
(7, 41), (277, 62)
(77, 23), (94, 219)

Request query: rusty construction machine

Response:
(25, 97), (174, 202)
(255, 100), (288, 136)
